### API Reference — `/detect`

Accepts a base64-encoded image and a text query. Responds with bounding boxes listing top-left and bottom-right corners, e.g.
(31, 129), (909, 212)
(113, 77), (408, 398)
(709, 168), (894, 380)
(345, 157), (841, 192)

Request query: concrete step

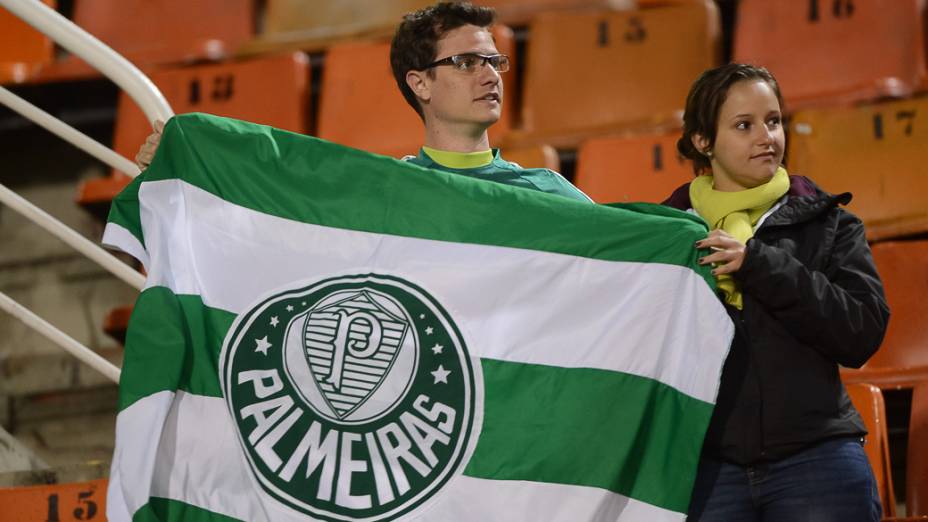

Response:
(1, 349), (122, 397)
(0, 460), (108, 488)
(0, 425), (47, 474)
(8, 386), (117, 469)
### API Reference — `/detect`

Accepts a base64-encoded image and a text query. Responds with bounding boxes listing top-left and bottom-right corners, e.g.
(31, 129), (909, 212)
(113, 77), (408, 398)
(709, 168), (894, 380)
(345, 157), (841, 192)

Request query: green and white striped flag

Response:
(103, 113), (732, 522)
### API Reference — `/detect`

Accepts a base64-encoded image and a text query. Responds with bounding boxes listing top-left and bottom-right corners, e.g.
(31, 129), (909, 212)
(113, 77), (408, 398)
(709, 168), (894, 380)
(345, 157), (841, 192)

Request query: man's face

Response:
(415, 24), (503, 131)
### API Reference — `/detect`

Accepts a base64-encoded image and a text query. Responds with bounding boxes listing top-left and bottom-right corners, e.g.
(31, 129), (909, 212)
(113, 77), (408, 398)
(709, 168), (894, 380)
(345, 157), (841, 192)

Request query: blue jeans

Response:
(687, 437), (882, 522)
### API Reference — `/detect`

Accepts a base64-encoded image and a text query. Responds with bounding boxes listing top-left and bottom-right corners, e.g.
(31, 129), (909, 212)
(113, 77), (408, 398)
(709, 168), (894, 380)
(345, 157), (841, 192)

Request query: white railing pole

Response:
(0, 292), (121, 383)
(0, 184), (146, 290)
(0, 0), (173, 127)
(0, 86), (140, 177)
(0, 0), (174, 380)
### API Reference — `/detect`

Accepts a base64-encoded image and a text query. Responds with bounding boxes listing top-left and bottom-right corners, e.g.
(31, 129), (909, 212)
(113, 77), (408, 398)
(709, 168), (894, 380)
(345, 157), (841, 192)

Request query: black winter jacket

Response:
(663, 175), (890, 465)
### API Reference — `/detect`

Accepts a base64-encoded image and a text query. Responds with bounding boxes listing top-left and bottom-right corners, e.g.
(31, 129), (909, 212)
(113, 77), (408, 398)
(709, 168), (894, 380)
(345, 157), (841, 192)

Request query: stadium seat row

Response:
(74, 48), (928, 244)
(5, 0), (927, 111)
(0, 0), (253, 83)
(2, 1), (721, 143)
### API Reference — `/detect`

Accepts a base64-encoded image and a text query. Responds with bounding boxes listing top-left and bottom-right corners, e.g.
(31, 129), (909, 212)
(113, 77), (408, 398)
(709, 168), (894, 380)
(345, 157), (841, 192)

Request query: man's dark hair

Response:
(677, 63), (785, 174)
(390, 2), (496, 120)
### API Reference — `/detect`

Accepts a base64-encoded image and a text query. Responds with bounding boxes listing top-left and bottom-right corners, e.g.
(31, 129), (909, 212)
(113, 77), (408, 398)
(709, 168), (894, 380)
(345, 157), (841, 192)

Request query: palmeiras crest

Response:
(297, 288), (415, 423)
(220, 274), (482, 521)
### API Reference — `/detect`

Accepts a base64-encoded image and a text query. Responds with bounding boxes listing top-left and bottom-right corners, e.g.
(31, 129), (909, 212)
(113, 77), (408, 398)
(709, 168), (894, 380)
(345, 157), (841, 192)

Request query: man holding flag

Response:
(112, 2), (733, 521)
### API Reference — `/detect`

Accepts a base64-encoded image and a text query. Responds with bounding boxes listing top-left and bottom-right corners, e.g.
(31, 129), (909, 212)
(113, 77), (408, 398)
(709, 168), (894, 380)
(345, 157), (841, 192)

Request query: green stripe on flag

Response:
(120, 287), (235, 410)
(464, 359), (711, 513)
(120, 113), (714, 287)
(107, 174), (145, 247)
(133, 497), (243, 522)
(121, 287), (710, 512)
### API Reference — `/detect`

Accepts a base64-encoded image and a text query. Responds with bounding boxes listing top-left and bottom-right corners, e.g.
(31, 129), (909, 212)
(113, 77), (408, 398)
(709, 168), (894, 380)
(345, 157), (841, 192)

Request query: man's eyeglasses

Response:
(426, 53), (510, 74)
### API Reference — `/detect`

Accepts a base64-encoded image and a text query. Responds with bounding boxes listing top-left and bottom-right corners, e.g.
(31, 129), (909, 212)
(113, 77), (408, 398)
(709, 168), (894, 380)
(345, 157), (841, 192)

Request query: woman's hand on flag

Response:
(696, 229), (746, 276)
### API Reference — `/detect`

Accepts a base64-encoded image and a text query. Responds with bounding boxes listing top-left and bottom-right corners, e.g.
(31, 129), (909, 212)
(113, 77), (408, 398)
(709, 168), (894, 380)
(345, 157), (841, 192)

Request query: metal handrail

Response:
(0, 186), (146, 290)
(0, 0), (173, 129)
(0, 293), (122, 384)
(0, 87), (140, 176)
(0, 0), (176, 383)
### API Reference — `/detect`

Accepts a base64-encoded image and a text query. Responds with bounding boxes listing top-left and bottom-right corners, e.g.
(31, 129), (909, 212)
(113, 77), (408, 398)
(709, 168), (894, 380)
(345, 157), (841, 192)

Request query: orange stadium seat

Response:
(787, 97), (928, 241)
(477, 0), (634, 25)
(317, 26), (514, 159)
(75, 0), (252, 65)
(0, 478), (108, 522)
(635, 0), (704, 4)
(574, 130), (692, 203)
(519, 0), (720, 147)
(908, 383), (928, 516)
(38, 0), (252, 81)
(0, 1), (55, 84)
(842, 241), (928, 390)
(845, 383), (896, 517)
(103, 304), (134, 345)
(250, 1), (637, 55)
(77, 52), (310, 218)
(734, 0), (927, 110)
(255, 0), (611, 53)
(254, 0), (433, 52)
(316, 40), (420, 158)
(258, 0), (631, 48)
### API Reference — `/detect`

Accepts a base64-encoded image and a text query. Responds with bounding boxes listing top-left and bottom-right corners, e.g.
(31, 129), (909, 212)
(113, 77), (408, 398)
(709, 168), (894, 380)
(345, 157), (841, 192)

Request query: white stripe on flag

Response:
(131, 180), (730, 404)
(102, 222), (150, 269)
(107, 390), (174, 522)
(111, 391), (683, 522)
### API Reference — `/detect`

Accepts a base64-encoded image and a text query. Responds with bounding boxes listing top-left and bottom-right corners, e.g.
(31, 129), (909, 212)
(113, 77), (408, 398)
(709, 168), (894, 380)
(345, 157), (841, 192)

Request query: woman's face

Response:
(697, 79), (785, 192)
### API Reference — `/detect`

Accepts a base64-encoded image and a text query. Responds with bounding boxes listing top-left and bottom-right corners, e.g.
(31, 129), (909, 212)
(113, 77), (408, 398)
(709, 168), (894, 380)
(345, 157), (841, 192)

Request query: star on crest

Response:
(254, 336), (272, 356)
(431, 365), (450, 384)
(270, 316), (279, 327)
(425, 326), (434, 335)
(286, 305), (294, 312)
(431, 343), (444, 354)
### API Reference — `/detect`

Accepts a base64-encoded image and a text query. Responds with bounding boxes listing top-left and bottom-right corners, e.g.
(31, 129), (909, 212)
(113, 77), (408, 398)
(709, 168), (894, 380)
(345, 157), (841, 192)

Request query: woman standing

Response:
(664, 63), (889, 521)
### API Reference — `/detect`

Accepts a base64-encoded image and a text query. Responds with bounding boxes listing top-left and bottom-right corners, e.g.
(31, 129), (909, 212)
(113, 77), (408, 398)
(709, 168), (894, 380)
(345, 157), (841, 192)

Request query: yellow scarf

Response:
(689, 167), (789, 309)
